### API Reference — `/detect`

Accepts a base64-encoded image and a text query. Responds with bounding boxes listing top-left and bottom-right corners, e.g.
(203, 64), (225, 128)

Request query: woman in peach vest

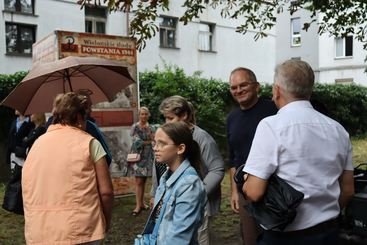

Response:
(22, 92), (114, 245)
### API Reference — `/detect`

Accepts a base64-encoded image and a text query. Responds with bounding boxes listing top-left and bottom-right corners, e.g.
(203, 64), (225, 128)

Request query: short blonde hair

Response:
(139, 106), (150, 116)
(31, 113), (46, 126)
(159, 95), (196, 124)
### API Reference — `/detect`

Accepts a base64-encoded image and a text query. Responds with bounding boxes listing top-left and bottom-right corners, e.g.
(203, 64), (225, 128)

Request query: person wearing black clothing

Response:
(6, 110), (34, 170)
(227, 67), (277, 245)
(22, 113), (47, 151)
(3, 111), (36, 215)
(227, 100), (278, 170)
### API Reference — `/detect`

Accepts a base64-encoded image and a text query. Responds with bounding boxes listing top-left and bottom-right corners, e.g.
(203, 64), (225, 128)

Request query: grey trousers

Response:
(239, 194), (263, 245)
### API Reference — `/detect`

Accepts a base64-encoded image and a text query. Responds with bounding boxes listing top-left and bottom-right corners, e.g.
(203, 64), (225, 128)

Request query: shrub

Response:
(140, 66), (367, 143)
(0, 72), (28, 141)
(312, 83), (367, 136)
(259, 83), (367, 135)
(139, 65), (234, 158)
(1, 68), (367, 148)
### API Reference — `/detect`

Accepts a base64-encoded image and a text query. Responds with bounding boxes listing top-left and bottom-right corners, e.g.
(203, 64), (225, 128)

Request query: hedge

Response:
(1, 68), (367, 147)
(139, 66), (235, 156)
(0, 72), (28, 141)
(258, 83), (367, 136)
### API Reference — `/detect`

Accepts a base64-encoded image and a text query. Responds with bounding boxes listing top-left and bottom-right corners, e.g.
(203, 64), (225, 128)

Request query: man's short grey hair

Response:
(230, 67), (258, 84)
(274, 60), (315, 99)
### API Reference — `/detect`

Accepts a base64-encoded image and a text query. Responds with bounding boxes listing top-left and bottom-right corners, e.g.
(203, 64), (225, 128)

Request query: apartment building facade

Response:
(0, 0), (276, 83)
(276, 8), (367, 85)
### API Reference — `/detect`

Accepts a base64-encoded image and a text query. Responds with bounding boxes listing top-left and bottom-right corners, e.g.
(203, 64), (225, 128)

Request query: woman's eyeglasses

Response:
(152, 141), (176, 149)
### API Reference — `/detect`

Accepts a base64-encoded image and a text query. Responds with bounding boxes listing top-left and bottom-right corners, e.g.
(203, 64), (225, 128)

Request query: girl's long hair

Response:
(160, 121), (203, 179)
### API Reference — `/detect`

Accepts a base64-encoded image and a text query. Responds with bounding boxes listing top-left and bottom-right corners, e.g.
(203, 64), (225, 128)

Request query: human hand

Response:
(105, 221), (111, 233)
(230, 189), (240, 213)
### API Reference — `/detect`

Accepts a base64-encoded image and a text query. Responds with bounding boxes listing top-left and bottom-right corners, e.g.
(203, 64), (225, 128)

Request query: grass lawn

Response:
(351, 137), (367, 165)
(0, 173), (239, 245)
(0, 137), (366, 244)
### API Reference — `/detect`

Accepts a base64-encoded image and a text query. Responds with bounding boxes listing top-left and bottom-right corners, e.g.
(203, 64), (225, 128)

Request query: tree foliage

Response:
(77, 0), (367, 52)
(139, 67), (367, 163)
(0, 72), (28, 141)
(259, 82), (367, 136)
(139, 65), (234, 158)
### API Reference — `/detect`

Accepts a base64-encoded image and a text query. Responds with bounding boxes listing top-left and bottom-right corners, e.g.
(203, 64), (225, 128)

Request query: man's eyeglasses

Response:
(152, 141), (176, 149)
(230, 82), (257, 91)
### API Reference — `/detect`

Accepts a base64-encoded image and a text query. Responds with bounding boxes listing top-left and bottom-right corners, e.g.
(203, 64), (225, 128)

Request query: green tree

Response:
(139, 65), (234, 158)
(78, 0), (367, 52)
(0, 71), (28, 141)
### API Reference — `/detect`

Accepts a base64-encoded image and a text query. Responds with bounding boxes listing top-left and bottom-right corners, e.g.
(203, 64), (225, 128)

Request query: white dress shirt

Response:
(243, 100), (353, 231)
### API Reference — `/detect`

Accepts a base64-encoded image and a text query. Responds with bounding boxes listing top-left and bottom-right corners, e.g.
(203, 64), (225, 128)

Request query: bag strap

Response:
(130, 146), (143, 154)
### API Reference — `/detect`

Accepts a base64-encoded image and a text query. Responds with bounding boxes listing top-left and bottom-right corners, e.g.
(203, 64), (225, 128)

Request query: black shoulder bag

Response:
(2, 164), (24, 215)
(234, 164), (304, 231)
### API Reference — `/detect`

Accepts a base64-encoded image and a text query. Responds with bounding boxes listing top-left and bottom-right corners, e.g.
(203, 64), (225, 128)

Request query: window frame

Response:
(335, 36), (353, 59)
(335, 78), (353, 84)
(198, 22), (215, 52)
(4, 0), (35, 15)
(159, 16), (178, 49)
(84, 5), (107, 34)
(5, 21), (37, 56)
(5, 22), (36, 56)
(290, 17), (301, 47)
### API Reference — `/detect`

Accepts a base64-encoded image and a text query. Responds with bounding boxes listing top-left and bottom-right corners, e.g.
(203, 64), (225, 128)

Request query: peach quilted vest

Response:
(22, 124), (106, 244)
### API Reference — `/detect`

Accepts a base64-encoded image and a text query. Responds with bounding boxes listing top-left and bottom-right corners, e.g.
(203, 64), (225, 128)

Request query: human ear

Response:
(180, 112), (188, 122)
(255, 82), (261, 93)
(272, 84), (280, 100)
(177, 144), (186, 155)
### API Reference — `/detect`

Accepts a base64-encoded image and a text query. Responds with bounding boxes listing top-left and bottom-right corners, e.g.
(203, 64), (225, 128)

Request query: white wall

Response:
(0, 0), (83, 73)
(0, 0), (275, 83)
(275, 8), (319, 70)
(0, 0), (129, 74)
(275, 9), (367, 85)
(318, 32), (367, 84)
(318, 69), (367, 84)
(137, 1), (276, 83)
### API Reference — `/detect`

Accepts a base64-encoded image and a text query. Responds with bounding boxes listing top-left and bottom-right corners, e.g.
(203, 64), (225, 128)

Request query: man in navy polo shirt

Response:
(227, 67), (277, 245)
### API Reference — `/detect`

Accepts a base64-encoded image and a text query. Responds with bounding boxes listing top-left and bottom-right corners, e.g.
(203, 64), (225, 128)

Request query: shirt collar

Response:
(278, 100), (313, 114)
(162, 159), (191, 188)
(16, 117), (29, 132)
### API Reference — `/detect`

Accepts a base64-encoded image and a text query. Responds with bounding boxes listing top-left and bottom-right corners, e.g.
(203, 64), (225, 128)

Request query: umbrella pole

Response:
(65, 69), (73, 92)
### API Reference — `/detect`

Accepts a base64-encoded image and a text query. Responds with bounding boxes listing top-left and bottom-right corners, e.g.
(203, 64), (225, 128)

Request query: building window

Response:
(335, 36), (353, 58)
(291, 17), (301, 46)
(198, 23), (214, 51)
(5, 23), (36, 55)
(159, 16), (178, 48)
(4, 0), (34, 14)
(85, 5), (107, 34)
(335, 78), (353, 84)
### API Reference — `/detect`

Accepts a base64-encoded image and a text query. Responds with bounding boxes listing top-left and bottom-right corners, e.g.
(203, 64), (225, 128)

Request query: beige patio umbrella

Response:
(1, 56), (135, 115)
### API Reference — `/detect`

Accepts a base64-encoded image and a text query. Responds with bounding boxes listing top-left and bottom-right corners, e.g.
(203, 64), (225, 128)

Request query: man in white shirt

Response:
(242, 59), (355, 245)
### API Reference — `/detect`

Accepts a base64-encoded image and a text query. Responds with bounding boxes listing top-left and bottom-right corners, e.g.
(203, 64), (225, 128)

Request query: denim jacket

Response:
(142, 159), (207, 245)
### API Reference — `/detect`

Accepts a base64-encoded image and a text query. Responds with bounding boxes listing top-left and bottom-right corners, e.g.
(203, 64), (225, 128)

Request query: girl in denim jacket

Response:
(137, 122), (207, 245)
